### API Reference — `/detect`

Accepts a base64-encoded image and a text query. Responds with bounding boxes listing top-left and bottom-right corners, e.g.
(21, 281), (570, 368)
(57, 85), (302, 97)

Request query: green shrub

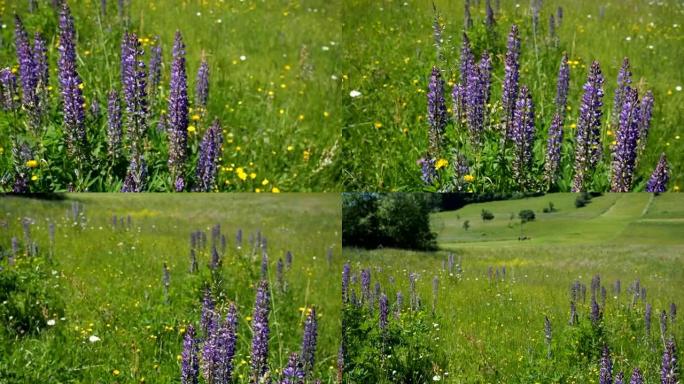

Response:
(481, 209), (495, 221)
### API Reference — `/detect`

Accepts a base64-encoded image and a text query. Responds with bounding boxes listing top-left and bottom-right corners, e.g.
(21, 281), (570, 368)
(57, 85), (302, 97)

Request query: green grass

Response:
(0, 0), (341, 191)
(342, 0), (684, 191)
(0, 193), (341, 383)
(344, 193), (684, 382)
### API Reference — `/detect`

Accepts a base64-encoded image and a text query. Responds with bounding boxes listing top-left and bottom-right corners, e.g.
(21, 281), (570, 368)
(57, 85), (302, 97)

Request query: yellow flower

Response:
(78, 83), (84, 90)
(31, 175), (38, 181)
(303, 150), (311, 161)
(374, 121), (383, 129)
(323, 111), (330, 118)
(287, 145), (294, 152)
(607, 130), (613, 136)
(255, 188), (262, 193)
(191, 114), (201, 121)
(298, 114), (305, 121)
(272, 187), (281, 193)
(463, 174), (475, 182)
(435, 158), (448, 170)
(570, 123), (577, 129)
(113, 370), (120, 376)
(236, 167), (247, 181)
(249, 172), (256, 180)
(187, 125), (196, 133)
(674, 185), (680, 192)
(25, 159), (38, 168)
(261, 179), (269, 186)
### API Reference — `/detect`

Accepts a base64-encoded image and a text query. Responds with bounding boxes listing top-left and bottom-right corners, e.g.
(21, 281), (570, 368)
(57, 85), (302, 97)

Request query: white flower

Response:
(648, 45), (655, 50)
(217, 19), (222, 23)
(331, 75), (338, 80)
(89, 335), (101, 343)
(196, 12), (201, 16)
(349, 90), (362, 98)
(321, 46), (330, 51)
(625, 36), (632, 41)
(676, 86), (682, 92)
(47, 319), (56, 326)
(240, 55), (247, 61)
(433, 375), (442, 381)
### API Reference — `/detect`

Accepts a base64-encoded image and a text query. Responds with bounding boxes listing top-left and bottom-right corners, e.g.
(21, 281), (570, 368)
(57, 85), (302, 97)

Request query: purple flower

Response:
(57, 3), (88, 159)
(281, 353), (305, 384)
(107, 90), (122, 159)
(636, 91), (654, 162)
(615, 372), (624, 384)
(168, 31), (189, 191)
(502, 24), (521, 139)
(121, 32), (148, 178)
(419, 157), (437, 184)
(202, 303), (238, 383)
(452, 82), (464, 124)
(661, 338), (677, 384)
(459, 33), (474, 94)
(195, 56), (210, 109)
(599, 345), (613, 384)
(544, 113), (564, 188)
(195, 119), (223, 191)
(33, 32), (49, 109)
(260, 250), (268, 279)
(342, 263), (350, 303)
(591, 295), (601, 325)
(432, 5), (443, 61)
(485, 0), (495, 27)
(285, 250), (293, 268)
(613, 58), (632, 131)
(569, 301), (578, 325)
(361, 269), (371, 305)
(14, 15), (38, 111)
(572, 61), (604, 192)
(250, 280), (271, 382)
(464, 0), (473, 29)
(337, 344), (344, 384)
(646, 303), (652, 334)
(379, 293), (388, 331)
(611, 87), (640, 192)
(465, 51), (490, 147)
(0, 68), (19, 110)
(427, 66), (447, 158)
(395, 291), (403, 317)
(629, 368), (644, 384)
(556, 53), (570, 116)
(121, 156), (147, 192)
(147, 36), (162, 95)
(646, 153), (669, 193)
(200, 288), (215, 337)
(181, 325), (199, 384)
(660, 310), (668, 340)
(300, 307), (318, 375)
(510, 86), (535, 190)
(409, 272), (418, 311)
(557, 6), (564, 24)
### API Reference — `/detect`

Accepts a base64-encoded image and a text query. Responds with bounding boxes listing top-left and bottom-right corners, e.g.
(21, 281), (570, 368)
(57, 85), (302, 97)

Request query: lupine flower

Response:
(33, 32), (49, 109)
(427, 66), (447, 158)
(281, 353), (305, 384)
(147, 36), (162, 95)
(630, 368), (644, 384)
(236, 229), (243, 249)
(660, 310), (668, 340)
(121, 156), (147, 192)
(210, 245), (220, 270)
(285, 250), (293, 269)
(0, 68), (19, 110)
(336, 344), (344, 384)
(250, 280), (271, 383)
(452, 82), (464, 124)
(646, 153), (669, 193)
(463, 0), (473, 29)
(409, 272), (418, 311)
(276, 258), (284, 291)
(636, 91), (654, 163)
(615, 372), (624, 384)
(502, 24), (521, 139)
(107, 90), (122, 159)
(379, 293), (388, 331)
(612, 58), (632, 130)
(12, 142), (33, 193)
(58, 3), (88, 159)
(195, 119), (223, 191)
(511, 86), (535, 190)
(544, 113), (563, 188)
(360, 269), (371, 304)
(342, 263), (350, 303)
(459, 33), (474, 93)
(168, 31), (189, 191)
(661, 338), (677, 384)
(645, 303), (652, 334)
(556, 53), (570, 116)
(432, 4), (443, 61)
(557, 6), (564, 24)
(485, 0), (495, 27)
(419, 157), (437, 184)
(202, 303), (238, 384)
(591, 296), (601, 325)
(569, 301), (578, 325)
(611, 87), (640, 192)
(14, 15), (38, 111)
(301, 307), (318, 376)
(181, 325), (199, 384)
(614, 280), (621, 295)
(465, 51), (489, 147)
(395, 291), (403, 317)
(599, 345), (613, 384)
(189, 248), (198, 273)
(572, 61), (604, 192)
(260, 251), (268, 278)
(200, 288), (215, 336)
(195, 56), (210, 109)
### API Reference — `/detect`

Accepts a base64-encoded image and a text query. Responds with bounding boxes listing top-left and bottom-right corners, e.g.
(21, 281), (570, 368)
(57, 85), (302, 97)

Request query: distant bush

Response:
(463, 220), (470, 231)
(575, 193), (592, 208)
(481, 209), (495, 221)
(343, 193), (437, 250)
(518, 209), (536, 223)
(543, 202), (557, 213)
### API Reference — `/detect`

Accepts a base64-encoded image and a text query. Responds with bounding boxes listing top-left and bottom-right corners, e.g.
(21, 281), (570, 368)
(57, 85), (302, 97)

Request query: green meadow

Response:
(344, 193), (684, 382)
(0, 194), (341, 383)
(342, 0), (684, 191)
(0, 0), (341, 191)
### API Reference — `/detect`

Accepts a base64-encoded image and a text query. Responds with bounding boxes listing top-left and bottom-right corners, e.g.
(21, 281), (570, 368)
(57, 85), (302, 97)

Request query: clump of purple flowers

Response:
(510, 86), (535, 190)
(181, 325), (199, 384)
(661, 338), (678, 384)
(195, 55), (210, 109)
(168, 31), (189, 191)
(502, 24), (520, 139)
(0, 68), (19, 111)
(426, 66), (447, 161)
(300, 306), (318, 376)
(107, 90), (122, 159)
(599, 345), (613, 384)
(646, 153), (669, 193)
(250, 280), (271, 382)
(572, 61), (604, 192)
(610, 87), (640, 192)
(195, 119), (223, 191)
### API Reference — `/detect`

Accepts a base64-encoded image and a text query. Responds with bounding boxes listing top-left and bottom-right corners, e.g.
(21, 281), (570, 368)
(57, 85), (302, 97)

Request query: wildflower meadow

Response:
(0, 0), (341, 192)
(342, 0), (683, 192)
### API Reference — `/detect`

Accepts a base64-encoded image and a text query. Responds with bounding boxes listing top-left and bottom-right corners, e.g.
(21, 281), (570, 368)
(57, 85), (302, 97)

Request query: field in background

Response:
(0, 194), (341, 383)
(344, 193), (684, 382)
(342, 0), (684, 190)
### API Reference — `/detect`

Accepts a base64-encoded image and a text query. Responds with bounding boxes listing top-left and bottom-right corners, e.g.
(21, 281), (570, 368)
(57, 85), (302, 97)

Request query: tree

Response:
(481, 209), (495, 221)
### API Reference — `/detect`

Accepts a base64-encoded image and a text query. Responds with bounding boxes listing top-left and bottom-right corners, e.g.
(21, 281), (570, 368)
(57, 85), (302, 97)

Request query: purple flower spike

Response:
(544, 113), (564, 188)
(121, 156), (147, 192)
(379, 293), (388, 331)
(121, 32), (148, 168)
(107, 89), (122, 159)
(202, 303), (238, 383)
(612, 58), (632, 130)
(250, 280), (271, 383)
(419, 157), (437, 184)
(301, 307), (318, 376)
(661, 338), (677, 384)
(502, 24), (521, 139)
(147, 36), (162, 95)
(556, 53), (570, 116)
(636, 91), (654, 161)
(427, 66), (447, 158)
(14, 15), (38, 111)
(611, 87), (640, 192)
(195, 119), (223, 191)
(511, 86), (535, 190)
(195, 56), (210, 109)
(200, 288), (216, 337)
(181, 325), (199, 384)
(629, 368), (644, 384)
(599, 345), (612, 384)
(281, 353), (305, 384)
(646, 153), (669, 193)
(572, 61), (604, 192)
(0, 68), (19, 111)
(168, 31), (189, 191)
(614, 372), (624, 384)
(58, 3), (88, 160)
